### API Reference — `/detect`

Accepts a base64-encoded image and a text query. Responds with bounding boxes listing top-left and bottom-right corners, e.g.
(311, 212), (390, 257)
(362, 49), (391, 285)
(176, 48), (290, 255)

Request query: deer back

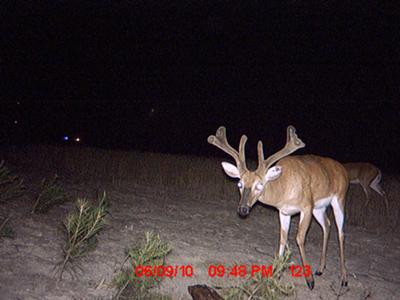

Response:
(260, 155), (349, 208)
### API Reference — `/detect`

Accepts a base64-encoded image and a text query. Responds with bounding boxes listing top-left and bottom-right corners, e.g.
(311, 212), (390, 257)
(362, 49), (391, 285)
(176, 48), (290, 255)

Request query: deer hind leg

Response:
(297, 209), (314, 290)
(361, 183), (371, 208)
(278, 212), (291, 256)
(369, 172), (389, 214)
(331, 195), (348, 286)
(313, 207), (331, 276)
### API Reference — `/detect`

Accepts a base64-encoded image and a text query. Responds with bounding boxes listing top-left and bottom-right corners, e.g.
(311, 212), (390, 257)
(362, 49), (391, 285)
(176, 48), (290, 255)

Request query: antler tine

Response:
(238, 135), (248, 169)
(208, 126), (248, 172)
(263, 125), (305, 170)
(286, 125), (305, 149)
(257, 141), (265, 169)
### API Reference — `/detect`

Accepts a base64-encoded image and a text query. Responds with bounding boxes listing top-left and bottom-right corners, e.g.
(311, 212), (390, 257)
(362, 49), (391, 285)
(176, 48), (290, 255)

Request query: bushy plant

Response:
(32, 175), (69, 213)
(220, 247), (294, 300)
(0, 217), (14, 239)
(0, 160), (24, 203)
(57, 192), (108, 280)
(113, 231), (172, 300)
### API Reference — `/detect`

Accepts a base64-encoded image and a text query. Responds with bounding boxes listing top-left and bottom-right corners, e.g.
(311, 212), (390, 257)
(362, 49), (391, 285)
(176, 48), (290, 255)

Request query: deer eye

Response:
(237, 181), (243, 189)
(255, 182), (263, 191)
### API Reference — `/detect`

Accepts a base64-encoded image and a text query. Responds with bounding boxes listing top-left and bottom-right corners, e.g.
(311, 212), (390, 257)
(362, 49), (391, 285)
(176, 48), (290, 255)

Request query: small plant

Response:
(218, 247), (295, 300)
(57, 192), (108, 280)
(113, 231), (172, 300)
(0, 160), (24, 203)
(0, 217), (14, 239)
(32, 175), (69, 213)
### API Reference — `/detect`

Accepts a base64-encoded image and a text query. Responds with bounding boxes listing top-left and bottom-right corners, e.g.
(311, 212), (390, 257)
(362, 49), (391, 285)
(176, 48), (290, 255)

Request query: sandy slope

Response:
(1, 174), (400, 300)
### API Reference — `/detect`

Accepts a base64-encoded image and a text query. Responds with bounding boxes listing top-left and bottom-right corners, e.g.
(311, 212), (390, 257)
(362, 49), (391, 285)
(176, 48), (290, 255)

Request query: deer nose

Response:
(238, 206), (250, 217)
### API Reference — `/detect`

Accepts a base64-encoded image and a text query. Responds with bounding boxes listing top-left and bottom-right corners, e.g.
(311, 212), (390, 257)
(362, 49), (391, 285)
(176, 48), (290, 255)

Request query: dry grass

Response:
(1, 145), (237, 203)
(1, 145), (398, 233)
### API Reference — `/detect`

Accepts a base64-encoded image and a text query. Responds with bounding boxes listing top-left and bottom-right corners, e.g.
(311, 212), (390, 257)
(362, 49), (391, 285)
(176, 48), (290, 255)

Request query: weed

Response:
(218, 247), (294, 300)
(113, 231), (172, 300)
(0, 217), (14, 239)
(0, 160), (24, 203)
(32, 175), (69, 213)
(57, 192), (108, 280)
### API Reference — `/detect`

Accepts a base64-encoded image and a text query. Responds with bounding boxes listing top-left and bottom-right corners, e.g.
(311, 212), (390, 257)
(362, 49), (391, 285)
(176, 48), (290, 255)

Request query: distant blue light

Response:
(63, 136), (69, 141)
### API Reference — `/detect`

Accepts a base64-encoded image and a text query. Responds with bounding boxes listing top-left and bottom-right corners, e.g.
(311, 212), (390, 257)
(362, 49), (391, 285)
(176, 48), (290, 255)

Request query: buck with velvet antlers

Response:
(208, 126), (349, 289)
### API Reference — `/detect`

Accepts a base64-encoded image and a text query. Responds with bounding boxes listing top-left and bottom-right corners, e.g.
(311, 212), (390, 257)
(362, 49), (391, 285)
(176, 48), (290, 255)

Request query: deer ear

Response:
(265, 166), (282, 182)
(221, 162), (241, 178)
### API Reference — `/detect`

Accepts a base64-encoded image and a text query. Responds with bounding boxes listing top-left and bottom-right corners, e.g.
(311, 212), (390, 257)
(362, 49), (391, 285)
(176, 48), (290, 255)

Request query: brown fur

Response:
(209, 126), (350, 288)
(227, 155), (349, 289)
(343, 162), (389, 212)
(261, 155), (348, 208)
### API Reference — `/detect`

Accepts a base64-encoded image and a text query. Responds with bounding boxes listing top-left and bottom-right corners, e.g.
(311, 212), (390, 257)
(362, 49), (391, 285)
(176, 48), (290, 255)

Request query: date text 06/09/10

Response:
(135, 265), (194, 278)
(134, 264), (311, 278)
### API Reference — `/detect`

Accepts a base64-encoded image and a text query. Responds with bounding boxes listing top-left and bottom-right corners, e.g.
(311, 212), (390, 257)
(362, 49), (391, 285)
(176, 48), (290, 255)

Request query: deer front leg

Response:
(312, 207), (331, 275)
(296, 209), (314, 290)
(278, 212), (291, 256)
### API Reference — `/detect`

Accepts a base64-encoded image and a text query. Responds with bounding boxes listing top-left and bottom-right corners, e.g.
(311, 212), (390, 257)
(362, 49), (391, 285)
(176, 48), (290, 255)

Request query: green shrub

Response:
(220, 247), (294, 300)
(32, 175), (69, 213)
(0, 160), (24, 203)
(57, 192), (108, 280)
(114, 231), (172, 300)
(0, 217), (14, 239)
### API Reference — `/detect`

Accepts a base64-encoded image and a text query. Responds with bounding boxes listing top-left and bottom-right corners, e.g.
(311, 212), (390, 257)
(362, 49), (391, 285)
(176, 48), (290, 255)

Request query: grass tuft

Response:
(0, 160), (24, 203)
(219, 247), (294, 300)
(0, 217), (14, 239)
(57, 191), (108, 280)
(113, 231), (172, 300)
(32, 175), (69, 213)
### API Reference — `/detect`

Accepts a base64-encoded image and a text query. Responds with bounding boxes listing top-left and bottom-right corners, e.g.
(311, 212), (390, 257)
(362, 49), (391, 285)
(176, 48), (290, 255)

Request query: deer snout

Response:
(237, 206), (250, 217)
(238, 188), (251, 217)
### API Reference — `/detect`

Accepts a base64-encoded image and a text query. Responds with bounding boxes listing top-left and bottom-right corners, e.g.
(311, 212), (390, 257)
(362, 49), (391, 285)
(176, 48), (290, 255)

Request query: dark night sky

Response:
(1, 1), (400, 171)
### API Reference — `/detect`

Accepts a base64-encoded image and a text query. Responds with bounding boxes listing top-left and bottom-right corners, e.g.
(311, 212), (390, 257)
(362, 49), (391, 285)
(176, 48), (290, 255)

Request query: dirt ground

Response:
(1, 171), (400, 300)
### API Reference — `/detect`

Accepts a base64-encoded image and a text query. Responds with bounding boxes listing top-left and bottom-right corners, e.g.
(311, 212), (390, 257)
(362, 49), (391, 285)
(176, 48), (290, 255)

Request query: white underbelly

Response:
(279, 195), (335, 215)
(314, 196), (333, 209)
(279, 205), (301, 216)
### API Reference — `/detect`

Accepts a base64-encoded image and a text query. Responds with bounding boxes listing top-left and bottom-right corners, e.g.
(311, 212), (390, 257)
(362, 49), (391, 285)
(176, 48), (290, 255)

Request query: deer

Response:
(208, 126), (349, 289)
(343, 162), (389, 213)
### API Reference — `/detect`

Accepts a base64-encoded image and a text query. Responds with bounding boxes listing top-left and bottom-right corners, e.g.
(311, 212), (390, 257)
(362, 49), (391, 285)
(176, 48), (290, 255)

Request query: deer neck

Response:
(258, 179), (283, 208)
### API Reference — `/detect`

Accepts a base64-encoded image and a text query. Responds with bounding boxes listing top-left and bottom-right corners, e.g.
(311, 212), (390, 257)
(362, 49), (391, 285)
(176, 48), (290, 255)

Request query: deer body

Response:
(343, 162), (388, 212)
(259, 155), (348, 209)
(208, 126), (349, 289)
(260, 155), (348, 288)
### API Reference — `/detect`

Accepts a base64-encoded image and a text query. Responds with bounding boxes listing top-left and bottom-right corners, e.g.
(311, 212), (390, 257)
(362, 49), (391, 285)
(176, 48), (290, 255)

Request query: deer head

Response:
(208, 126), (305, 217)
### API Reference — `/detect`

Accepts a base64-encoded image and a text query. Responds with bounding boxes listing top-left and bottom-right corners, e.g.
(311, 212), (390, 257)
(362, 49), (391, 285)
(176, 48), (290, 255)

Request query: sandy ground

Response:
(1, 172), (400, 300)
